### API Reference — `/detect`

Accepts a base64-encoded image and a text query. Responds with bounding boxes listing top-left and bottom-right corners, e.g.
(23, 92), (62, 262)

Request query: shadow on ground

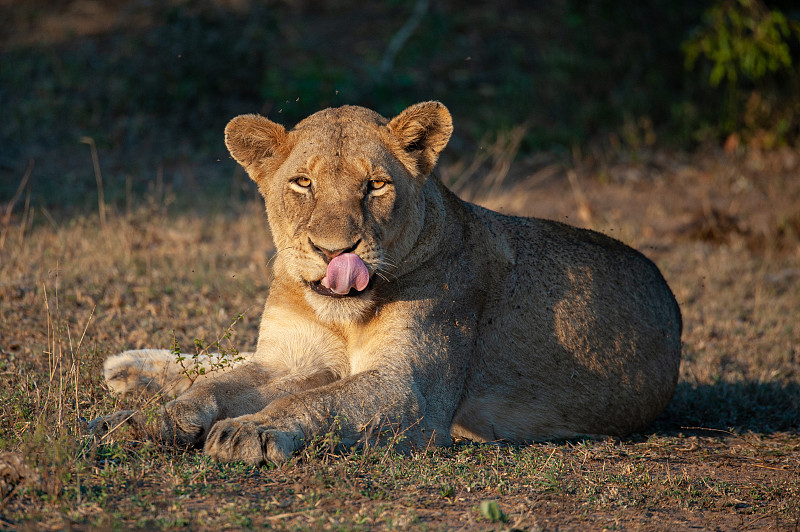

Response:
(652, 381), (800, 435)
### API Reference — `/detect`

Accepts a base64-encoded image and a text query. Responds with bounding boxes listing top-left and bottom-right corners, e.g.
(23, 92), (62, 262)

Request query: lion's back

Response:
(452, 208), (681, 441)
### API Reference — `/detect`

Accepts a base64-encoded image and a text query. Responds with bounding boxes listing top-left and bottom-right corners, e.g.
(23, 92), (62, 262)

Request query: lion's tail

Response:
(103, 349), (250, 399)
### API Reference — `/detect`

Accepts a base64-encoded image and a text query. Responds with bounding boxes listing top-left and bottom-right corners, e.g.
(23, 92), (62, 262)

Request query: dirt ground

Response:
(1, 147), (799, 530)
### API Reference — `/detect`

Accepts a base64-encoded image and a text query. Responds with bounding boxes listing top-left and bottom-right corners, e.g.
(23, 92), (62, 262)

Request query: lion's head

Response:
(224, 102), (453, 323)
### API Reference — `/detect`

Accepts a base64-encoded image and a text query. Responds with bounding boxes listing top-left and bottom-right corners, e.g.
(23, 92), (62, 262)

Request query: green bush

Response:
(683, 0), (800, 144)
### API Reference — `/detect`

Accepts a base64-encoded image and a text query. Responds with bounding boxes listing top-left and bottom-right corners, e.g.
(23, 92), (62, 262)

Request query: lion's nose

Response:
(309, 238), (361, 262)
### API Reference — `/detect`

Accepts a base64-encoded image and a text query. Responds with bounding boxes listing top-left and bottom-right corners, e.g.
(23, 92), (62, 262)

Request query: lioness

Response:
(101, 102), (681, 465)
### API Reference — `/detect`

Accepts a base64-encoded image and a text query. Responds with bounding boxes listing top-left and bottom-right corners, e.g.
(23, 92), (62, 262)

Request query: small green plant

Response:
(439, 483), (454, 498)
(302, 414), (346, 464)
(479, 499), (506, 523)
(171, 313), (245, 383)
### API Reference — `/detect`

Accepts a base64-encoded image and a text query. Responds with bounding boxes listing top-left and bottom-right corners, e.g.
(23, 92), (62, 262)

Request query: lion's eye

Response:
(368, 180), (386, 191)
(294, 176), (312, 188)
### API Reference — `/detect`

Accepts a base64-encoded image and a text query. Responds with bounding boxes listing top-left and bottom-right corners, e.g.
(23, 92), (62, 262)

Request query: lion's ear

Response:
(387, 101), (453, 177)
(224, 114), (289, 181)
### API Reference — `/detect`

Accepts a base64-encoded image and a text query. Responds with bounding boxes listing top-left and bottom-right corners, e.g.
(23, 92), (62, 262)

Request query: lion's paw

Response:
(204, 418), (292, 466)
(86, 409), (141, 438)
(160, 400), (214, 448)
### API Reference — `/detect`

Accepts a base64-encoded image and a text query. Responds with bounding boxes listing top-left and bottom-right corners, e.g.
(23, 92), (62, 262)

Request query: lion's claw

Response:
(204, 418), (293, 466)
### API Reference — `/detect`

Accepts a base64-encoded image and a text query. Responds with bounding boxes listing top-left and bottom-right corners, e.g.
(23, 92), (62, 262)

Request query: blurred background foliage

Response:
(1, 0), (799, 210)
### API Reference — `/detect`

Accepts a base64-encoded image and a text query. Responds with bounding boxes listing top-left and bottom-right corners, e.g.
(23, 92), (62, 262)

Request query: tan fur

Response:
(104, 349), (251, 398)
(97, 102), (681, 464)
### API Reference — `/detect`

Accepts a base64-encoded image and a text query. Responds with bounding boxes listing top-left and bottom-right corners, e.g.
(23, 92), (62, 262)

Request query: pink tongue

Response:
(321, 253), (370, 295)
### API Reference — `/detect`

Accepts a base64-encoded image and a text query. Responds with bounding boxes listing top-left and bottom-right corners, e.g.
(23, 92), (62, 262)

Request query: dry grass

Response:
(1, 147), (799, 530)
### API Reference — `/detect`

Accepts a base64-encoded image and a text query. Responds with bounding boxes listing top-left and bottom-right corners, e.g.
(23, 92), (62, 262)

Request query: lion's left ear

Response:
(224, 114), (290, 183)
(387, 101), (453, 177)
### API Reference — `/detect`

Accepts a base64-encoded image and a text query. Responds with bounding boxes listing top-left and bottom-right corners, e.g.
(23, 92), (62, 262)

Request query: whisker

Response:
(376, 267), (400, 283)
(376, 255), (398, 270)
(380, 261), (398, 271)
(266, 246), (294, 267)
(379, 261), (400, 277)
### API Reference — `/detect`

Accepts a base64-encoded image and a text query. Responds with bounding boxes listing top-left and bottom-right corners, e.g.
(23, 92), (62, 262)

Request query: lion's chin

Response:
(304, 283), (376, 325)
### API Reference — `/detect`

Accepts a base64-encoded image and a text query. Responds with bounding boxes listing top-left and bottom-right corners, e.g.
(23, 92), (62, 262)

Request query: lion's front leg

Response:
(161, 363), (339, 448)
(156, 361), (286, 447)
(203, 370), (442, 465)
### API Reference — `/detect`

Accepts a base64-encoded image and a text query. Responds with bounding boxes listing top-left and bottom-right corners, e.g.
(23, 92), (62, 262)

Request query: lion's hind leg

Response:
(103, 349), (250, 399)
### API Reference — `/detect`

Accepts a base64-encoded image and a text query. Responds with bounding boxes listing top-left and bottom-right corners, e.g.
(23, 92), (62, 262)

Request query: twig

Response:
(679, 426), (762, 453)
(40, 282), (54, 423)
(379, 0), (429, 75)
(750, 463), (788, 471)
(264, 510), (310, 521)
(80, 137), (107, 232)
(566, 169), (594, 227)
(449, 146), (491, 194)
(738, 510), (776, 531)
(39, 206), (60, 232)
(486, 124), (528, 197)
(97, 410), (144, 443)
(0, 159), (34, 254)
(73, 305), (96, 425)
(18, 184), (32, 246)
(536, 448), (558, 479)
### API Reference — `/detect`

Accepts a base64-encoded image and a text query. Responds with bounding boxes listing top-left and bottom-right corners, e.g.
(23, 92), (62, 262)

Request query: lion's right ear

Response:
(224, 114), (289, 181)
(387, 101), (453, 178)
